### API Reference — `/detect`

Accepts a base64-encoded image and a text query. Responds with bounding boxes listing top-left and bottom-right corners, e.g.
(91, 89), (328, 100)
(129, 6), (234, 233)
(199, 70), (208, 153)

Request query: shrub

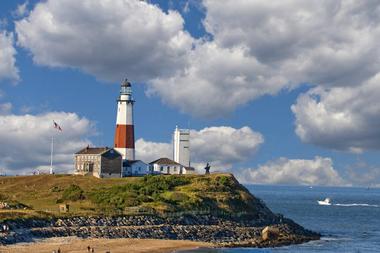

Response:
(62, 184), (85, 201)
(88, 175), (192, 213)
(137, 195), (153, 203)
(124, 197), (140, 207)
(50, 185), (62, 193)
(143, 175), (191, 191)
(0, 193), (8, 201)
(56, 198), (64, 204)
(216, 176), (232, 187)
(162, 192), (189, 204)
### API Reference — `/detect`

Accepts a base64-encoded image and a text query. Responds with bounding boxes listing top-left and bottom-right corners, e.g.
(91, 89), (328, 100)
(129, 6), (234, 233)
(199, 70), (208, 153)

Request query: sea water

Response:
(182, 185), (380, 253)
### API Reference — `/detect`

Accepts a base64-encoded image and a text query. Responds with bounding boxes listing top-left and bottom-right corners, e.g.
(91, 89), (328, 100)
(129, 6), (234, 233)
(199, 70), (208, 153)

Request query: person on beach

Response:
(87, 246), (91, 252)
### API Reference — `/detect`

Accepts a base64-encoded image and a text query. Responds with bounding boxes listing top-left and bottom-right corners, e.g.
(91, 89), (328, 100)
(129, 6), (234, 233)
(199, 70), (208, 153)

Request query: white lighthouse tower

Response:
(114, 78), (135, 160)
(173, 126), (190, 167)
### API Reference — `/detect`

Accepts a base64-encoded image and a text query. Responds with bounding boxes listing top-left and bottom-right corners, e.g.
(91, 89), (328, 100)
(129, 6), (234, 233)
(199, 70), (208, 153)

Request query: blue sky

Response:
(1, 0), (380, 186)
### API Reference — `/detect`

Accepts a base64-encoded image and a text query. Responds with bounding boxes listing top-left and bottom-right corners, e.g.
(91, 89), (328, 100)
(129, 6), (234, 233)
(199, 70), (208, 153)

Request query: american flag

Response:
(53, 121), (63, 131)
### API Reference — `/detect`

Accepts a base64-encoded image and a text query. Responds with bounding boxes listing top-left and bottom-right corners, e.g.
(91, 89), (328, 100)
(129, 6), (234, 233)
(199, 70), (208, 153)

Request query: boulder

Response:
(261, 226), (280, 241)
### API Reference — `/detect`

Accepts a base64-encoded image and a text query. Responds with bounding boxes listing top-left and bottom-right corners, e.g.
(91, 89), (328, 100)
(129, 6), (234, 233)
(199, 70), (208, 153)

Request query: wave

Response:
(320, 236), (343, 241)
(334, 203), (379, 207)
(317, 198), (379, 207)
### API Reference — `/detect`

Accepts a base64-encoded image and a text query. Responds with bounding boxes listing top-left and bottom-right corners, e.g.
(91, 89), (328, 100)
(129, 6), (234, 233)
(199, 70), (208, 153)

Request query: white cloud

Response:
(203, 0), (380, 87)
(0, 19), (8, 29)
(148, 0), (380, 117)
(182, 1), (190, 14)
(12, 1), (29, 18)
(197, 0), (380, 149)
(190, 126), (263, 169)
(344, 161), (380, 187)
(15, 0), (380, 132)
(148, 43), (286, 118)
(0, 31), (19, 82)
(291, 74), (380, 152)
(135, 138), (172, 163)
(0, 103), (12, 115)
(135, 126), (263, 171)
(0, 111), (94, 174)
(237, 156), (345, 186)
(15, 0), (194, 82)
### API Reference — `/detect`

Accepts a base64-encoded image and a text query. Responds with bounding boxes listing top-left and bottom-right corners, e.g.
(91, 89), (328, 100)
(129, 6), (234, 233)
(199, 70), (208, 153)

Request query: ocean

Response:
(183, 185), (380, 253)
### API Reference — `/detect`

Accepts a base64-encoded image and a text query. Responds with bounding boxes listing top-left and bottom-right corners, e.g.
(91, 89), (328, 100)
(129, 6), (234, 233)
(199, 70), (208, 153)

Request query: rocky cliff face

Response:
(0, 214), (320, 247)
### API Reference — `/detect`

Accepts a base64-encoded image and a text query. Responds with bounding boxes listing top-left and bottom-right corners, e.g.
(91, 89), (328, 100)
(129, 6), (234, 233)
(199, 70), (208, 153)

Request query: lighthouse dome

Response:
(122, 78), (131, 87)
(120, 78), (132, 95)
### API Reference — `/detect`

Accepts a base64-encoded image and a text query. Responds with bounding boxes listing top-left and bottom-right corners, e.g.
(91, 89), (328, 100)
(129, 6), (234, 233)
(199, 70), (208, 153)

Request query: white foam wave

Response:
(320, 236), (346, 241)
(334, 203), (379, 207)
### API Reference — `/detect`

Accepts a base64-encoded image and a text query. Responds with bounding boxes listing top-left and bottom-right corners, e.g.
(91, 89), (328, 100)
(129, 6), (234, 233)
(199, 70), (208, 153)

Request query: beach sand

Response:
(0, 237), (212, 253)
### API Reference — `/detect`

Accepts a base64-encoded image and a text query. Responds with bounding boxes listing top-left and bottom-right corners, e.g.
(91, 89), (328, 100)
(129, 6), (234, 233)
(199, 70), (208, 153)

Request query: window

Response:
(160, 166), (163, 171)
(173, 167), (177, 172)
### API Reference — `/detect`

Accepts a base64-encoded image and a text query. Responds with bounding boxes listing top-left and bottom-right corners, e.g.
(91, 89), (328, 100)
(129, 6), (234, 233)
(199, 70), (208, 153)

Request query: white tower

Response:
(114, 78), (135, 160)
(173, 126), (190, 167)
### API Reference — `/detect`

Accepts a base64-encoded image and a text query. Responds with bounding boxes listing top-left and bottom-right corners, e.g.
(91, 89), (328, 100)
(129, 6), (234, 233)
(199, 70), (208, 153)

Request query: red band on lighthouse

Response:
(114, 124), (135, 148)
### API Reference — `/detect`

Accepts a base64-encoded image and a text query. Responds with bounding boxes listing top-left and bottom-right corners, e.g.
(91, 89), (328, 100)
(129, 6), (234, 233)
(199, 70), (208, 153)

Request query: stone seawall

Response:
(0, 215), (320, 247)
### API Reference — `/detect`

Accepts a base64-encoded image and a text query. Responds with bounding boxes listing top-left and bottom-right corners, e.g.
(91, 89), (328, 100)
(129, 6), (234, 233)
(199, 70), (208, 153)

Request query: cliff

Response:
(0, 173), (320, 247)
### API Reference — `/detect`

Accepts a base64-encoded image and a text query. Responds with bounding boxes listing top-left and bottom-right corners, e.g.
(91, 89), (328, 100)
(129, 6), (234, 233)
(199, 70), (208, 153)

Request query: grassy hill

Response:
(0, 173), (274, 221)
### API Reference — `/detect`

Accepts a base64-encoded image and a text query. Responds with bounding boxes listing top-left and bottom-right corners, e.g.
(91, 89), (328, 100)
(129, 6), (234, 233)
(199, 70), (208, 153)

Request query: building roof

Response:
(149, 157), (182, 166)
(184, 166), (195, 171)
(124, 160), (146, 166)
(75, 146), (111, 155)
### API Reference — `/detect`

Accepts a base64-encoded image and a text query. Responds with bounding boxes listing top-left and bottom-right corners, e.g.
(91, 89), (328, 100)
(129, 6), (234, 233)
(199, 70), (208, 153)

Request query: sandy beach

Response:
(0, 237), (212, 253)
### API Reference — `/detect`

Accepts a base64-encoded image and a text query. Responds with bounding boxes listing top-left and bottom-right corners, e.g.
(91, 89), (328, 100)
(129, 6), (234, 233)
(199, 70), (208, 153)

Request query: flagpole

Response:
(50, 135), (54, 174)
(51, 120), (62, 175)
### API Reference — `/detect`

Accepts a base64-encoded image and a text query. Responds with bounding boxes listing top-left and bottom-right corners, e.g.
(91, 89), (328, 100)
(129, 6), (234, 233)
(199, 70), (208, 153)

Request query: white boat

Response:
(318, 198), (332, 205)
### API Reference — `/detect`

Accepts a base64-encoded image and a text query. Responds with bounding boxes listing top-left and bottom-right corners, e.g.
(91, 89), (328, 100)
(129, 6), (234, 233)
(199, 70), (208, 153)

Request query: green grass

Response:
(0, 173), (269, 220)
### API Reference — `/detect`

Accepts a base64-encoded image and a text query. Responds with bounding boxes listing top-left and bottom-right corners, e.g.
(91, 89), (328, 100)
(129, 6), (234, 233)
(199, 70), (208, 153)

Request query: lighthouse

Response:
(173, 126), (190, 167)
(114, 78), (135, 160)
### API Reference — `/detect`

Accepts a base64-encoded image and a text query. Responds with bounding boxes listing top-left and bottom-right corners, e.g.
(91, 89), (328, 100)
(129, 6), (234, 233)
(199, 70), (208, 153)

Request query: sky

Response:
(1, 0), (380, 187)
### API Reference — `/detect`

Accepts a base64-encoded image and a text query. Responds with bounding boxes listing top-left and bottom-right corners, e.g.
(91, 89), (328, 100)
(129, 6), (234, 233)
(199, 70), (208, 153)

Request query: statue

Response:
(204, 162), (211, 175)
